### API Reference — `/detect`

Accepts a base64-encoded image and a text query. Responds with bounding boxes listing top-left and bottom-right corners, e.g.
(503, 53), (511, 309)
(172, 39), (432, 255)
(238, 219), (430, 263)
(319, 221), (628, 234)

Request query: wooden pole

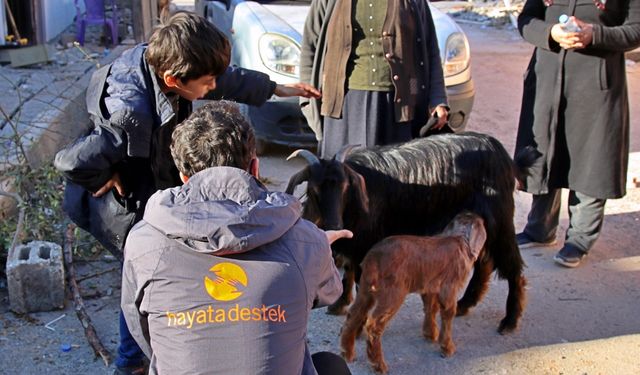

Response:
(63, 224), (112, 367)
(132, 0), (158, 43)
(3, 0), (22, 42)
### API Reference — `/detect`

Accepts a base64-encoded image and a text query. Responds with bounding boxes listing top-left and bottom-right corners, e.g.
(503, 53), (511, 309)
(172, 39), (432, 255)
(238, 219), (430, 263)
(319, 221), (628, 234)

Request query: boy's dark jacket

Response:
(54, 44), (277, 257)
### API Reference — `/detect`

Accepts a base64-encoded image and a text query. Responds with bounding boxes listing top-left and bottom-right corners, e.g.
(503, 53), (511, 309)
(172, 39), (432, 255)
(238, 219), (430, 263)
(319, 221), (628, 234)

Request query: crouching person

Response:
(121, 101), (352, 375)
(340, 212), (486, 374)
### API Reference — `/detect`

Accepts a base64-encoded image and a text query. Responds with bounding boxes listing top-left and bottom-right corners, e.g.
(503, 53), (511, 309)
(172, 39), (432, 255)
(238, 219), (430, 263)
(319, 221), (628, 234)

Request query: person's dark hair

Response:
(171, 101), (256, 176)
(146, 11), (230, 82)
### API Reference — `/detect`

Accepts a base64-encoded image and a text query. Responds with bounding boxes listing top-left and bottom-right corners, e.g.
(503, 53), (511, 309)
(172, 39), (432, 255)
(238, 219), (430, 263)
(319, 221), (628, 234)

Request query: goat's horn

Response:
(285, 169), (310, 194)
(334, 144), (360, 163)
(287, 149), (324, 187)
(287, 149), (321, 166)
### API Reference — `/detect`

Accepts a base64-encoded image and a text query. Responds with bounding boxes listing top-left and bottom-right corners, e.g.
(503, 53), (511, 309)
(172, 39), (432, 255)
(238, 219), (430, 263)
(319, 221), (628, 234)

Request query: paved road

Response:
(0, 15), (638, 375)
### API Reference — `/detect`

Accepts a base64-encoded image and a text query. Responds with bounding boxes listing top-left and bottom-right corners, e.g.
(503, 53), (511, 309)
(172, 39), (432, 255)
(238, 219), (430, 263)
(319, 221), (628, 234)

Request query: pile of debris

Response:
(434, 0), (525, 28)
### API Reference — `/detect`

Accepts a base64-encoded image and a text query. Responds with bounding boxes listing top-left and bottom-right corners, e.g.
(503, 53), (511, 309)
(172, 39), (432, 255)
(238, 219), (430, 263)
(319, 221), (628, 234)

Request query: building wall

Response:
(40, 0), (76, 42)
(0, 0), (6, 45)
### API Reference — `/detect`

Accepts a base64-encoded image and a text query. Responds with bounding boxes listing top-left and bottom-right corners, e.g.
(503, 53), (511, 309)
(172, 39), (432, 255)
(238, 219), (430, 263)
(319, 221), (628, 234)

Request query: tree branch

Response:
(0, 189), (25, 260)
(63, 224), (112, 367)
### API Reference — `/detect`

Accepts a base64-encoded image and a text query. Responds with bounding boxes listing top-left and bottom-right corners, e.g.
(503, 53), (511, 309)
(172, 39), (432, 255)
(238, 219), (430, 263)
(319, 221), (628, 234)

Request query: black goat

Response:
(286, 132), (534, 333)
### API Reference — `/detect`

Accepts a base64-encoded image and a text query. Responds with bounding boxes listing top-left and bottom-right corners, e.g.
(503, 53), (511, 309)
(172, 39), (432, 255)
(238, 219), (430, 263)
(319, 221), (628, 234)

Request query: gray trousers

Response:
(523, 189), (606, 253)
(321, 89), (413, 158)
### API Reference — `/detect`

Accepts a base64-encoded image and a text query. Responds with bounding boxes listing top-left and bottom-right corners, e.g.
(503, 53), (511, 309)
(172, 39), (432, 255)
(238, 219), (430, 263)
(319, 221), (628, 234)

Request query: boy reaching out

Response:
(55, 11), (320, 374)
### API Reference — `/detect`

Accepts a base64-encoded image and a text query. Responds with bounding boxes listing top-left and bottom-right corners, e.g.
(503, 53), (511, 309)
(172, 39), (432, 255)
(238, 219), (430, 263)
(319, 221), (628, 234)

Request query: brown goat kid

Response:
(340, 212), (487, 374)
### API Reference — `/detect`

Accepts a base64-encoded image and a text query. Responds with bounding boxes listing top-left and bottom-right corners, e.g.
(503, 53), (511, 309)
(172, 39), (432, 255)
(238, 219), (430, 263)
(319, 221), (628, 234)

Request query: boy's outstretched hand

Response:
(274, 83), (321, 99)
(325, 229), (354, 245)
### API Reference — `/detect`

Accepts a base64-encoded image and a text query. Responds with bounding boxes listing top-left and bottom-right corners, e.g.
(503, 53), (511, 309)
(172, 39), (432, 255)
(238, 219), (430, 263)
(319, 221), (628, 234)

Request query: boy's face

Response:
(166, 74), (217, 101)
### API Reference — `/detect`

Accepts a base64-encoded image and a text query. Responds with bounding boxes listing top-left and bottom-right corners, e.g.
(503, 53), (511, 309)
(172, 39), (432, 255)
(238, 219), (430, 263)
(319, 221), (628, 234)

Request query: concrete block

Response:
(9, 45), (51, 68)
(6, 241), (65, 313)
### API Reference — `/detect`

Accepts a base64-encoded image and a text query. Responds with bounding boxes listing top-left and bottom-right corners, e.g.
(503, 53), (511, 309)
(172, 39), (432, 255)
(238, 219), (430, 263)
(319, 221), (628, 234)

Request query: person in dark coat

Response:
(300, 0), (449, 158)
(54, 11), (320, 375)
(515, 0), (640, 267)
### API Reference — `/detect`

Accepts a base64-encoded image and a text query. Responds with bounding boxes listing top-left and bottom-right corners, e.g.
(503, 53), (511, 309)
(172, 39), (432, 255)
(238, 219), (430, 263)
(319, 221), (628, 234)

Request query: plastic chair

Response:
(75, 0), (119, 46)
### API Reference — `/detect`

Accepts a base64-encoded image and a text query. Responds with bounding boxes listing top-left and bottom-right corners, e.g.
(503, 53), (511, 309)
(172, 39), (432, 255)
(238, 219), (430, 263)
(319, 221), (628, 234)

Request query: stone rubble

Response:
(436, 0), (525, 28)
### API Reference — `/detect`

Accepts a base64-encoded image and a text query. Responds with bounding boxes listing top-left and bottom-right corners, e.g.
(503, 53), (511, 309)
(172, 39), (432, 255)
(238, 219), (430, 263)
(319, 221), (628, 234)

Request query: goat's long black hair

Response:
(347, 132), (516, 192)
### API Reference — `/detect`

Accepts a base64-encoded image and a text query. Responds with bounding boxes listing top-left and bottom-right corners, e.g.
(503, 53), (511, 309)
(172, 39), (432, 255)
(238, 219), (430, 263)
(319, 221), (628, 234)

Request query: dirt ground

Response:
(1, 22), (639, 375)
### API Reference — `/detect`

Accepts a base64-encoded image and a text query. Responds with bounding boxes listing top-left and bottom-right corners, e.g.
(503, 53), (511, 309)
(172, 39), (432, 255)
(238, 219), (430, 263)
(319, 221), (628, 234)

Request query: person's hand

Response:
(570, 18), (593, 49)
(325, 229), (353, 244)
(551, 21), (580, 49)
(93, 172), (125, 197)
(431, 105), (449, 130)
(551, 17), (593, 50)
(274, 83), (322, 99)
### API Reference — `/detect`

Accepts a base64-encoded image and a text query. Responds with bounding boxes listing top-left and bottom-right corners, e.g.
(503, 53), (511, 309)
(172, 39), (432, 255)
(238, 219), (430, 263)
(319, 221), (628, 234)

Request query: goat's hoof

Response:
(498, 317), (518, 334)
(371, 361), (388, 374)
(440, 345), (456, 358)
(326, 303), (348, 316)
(422, 330), (438, 342)
(455, 303), (471, 317)
(341, 348), (356, 362)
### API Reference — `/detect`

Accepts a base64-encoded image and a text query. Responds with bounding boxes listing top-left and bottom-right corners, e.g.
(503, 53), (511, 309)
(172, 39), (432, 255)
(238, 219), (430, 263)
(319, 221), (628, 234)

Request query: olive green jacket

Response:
(300, 0), (447, 140)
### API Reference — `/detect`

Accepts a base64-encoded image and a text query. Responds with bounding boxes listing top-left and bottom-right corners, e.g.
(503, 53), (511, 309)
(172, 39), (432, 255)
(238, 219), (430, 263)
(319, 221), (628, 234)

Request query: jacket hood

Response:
(143, 167), (302, 255)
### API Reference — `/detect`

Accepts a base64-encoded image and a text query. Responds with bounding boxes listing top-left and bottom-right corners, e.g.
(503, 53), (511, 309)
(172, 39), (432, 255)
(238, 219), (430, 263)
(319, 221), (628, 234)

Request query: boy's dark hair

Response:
(171, 101), (256, 176)
(146, 11), (230, 82)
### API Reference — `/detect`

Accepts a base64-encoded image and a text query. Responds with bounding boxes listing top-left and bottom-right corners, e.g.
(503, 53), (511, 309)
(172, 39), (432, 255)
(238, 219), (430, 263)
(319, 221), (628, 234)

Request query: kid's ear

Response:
(163, 71), (179, 88)
(468, 220), (487, 259)
(249, 157), (260, 178)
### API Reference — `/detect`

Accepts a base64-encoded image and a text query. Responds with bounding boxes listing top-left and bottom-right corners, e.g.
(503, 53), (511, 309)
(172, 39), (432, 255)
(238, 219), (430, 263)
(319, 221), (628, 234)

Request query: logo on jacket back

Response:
(165, 261), (287, 328)
(204, 262), (247, 301)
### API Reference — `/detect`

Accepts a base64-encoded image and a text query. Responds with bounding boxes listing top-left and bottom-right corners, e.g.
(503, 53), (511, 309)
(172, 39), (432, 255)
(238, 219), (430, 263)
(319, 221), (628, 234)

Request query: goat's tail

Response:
(362, 260), (380, 293)
(513, 146), (540, 188)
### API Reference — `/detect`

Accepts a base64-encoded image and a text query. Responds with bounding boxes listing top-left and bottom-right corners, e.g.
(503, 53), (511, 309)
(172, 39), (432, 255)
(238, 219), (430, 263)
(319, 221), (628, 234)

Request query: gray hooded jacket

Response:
(121, 167), (342, 375)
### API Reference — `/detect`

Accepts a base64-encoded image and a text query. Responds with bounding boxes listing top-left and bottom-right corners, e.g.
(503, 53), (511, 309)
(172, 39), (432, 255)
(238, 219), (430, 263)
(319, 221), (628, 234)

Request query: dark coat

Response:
(516, 0), (640, 199)
(54, 44), (276, 256)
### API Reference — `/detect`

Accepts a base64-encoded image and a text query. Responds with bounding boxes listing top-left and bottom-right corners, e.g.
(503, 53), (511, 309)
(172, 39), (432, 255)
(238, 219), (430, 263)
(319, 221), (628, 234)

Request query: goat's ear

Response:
(286, 168), (310, 195)
(346, 167), (369, 214)
(468, 220), (487, 259)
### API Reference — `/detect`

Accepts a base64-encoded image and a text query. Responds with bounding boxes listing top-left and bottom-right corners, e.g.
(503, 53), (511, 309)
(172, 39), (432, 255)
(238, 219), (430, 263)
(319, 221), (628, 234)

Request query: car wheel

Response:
(255, 138), (269, 155)
(238, 103), (269, 155)
(237, 103), (252, 124)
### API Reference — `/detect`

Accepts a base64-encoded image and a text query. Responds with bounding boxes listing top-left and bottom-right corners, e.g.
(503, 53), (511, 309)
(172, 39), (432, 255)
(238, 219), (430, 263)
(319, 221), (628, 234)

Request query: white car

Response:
(196, 0), (475, 152)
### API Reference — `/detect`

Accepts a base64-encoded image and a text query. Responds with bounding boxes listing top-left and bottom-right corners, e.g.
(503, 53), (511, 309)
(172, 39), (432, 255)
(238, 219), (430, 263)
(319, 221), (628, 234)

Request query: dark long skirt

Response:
(321, 89), (415, 158)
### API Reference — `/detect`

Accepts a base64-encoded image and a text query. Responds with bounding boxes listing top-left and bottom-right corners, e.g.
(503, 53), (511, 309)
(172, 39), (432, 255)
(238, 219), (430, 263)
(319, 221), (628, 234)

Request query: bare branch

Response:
(63, 224), (112, 367)
(0, 189), (25, 260)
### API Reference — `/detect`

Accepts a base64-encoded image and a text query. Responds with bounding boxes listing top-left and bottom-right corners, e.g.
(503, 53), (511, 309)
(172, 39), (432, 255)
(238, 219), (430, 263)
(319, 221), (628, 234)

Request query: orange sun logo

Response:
(204, 263), (248, 301)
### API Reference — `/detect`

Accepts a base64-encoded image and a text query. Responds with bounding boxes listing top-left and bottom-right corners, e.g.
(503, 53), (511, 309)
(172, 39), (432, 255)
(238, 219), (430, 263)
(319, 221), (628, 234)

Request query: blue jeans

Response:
(116, 310), (145, 368)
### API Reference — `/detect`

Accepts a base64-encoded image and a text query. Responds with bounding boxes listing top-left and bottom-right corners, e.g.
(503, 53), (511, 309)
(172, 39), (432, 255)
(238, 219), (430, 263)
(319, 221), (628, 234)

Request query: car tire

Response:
(255, 138), (269, 155)
(238, 103), (270, 155)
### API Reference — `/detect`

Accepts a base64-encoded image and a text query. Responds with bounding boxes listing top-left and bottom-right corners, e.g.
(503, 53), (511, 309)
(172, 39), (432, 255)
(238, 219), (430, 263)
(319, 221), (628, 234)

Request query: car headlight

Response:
(258, 33), (300, 77)
(443, 32), (470, 77)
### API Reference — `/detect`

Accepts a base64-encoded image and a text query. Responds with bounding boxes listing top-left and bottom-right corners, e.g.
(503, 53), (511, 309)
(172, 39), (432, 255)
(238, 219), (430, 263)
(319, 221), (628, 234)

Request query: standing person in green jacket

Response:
(300, 0), (449, 158)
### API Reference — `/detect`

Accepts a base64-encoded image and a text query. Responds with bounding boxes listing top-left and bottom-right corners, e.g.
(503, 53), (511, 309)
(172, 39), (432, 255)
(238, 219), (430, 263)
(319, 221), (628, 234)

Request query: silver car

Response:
(196, 0), (475, 152)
